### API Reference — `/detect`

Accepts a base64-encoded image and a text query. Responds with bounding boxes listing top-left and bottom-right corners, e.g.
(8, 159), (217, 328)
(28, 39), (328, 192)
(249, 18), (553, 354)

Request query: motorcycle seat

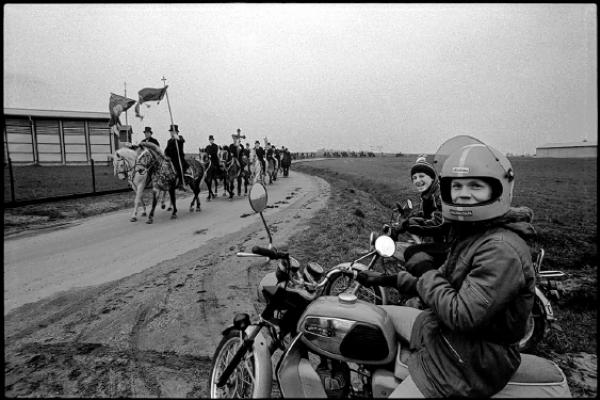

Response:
(507, 354), (566, 384)
(394, 349), (571, 397)
(493, 353), (571, 397)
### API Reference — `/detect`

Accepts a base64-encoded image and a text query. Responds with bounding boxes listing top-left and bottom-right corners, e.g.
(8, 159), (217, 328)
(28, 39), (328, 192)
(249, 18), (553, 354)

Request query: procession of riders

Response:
(139, 125), (293, 196)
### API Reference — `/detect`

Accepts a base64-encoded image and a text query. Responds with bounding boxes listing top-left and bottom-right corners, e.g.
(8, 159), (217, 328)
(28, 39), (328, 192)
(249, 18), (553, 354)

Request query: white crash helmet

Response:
(439, 143), (515, 222)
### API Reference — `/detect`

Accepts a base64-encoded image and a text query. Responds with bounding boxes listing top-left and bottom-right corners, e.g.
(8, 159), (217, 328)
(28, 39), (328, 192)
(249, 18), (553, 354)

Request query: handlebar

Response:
(251, 246), (289, 260)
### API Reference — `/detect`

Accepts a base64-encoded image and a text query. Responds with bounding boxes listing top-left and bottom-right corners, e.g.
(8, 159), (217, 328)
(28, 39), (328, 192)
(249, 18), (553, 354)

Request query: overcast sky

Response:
(4, 3), (597, 154)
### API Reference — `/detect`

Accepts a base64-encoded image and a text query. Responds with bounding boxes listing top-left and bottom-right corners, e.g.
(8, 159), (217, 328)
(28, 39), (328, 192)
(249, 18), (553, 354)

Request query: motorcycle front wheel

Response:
(324, 273), (387, 305)
(209, 330), (257, 398)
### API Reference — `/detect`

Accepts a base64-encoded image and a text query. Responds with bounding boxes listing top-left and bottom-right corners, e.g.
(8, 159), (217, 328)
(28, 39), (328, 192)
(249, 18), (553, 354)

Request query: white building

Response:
(535, 140), (597, 158)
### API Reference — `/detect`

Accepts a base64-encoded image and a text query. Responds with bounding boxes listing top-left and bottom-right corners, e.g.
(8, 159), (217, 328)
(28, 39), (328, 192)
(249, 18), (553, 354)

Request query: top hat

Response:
(143, 127), (153, 134)
(255, 140), (260, 144)
(168, 124), (179, 132)
(209, 135), (215, 140)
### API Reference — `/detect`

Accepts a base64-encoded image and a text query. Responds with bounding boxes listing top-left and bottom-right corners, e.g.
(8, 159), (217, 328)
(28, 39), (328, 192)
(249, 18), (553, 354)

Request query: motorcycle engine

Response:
(315, 356), (350, 398)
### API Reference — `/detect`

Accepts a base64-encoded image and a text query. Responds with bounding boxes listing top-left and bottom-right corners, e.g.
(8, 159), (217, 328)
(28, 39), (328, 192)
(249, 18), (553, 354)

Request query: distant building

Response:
(535, 140), (597, 158)
(3, 108), (120, 165)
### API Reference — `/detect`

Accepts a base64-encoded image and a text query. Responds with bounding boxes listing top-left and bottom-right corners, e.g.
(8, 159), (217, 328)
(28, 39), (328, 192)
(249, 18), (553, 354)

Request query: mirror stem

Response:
(259, 212), (273, 246)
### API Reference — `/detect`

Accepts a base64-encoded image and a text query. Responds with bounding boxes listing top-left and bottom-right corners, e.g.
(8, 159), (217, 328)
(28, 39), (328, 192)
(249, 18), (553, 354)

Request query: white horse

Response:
(248, 147), (264, 184)
(109, 147), (166, 222)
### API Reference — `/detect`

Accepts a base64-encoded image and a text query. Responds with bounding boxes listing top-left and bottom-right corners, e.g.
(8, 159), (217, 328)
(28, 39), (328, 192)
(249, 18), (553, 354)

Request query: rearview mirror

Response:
(249, 182), (268, 213)
(374, 235), (396, 258)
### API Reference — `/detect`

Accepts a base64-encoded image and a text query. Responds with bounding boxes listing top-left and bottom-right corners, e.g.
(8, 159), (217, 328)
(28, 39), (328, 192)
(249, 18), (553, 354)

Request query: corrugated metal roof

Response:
(4, 107), (109, 120)
(537, 141), (597, 149)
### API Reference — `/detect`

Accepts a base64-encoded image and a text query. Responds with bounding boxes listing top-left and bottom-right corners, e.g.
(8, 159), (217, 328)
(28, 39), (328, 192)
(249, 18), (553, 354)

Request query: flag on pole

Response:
(108, 93), (136, 135)
(134, 86), (168, 120)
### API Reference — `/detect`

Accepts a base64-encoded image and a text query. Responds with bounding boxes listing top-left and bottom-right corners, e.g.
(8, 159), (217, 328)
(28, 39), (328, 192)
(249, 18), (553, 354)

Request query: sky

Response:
(4, 3), (597, 154)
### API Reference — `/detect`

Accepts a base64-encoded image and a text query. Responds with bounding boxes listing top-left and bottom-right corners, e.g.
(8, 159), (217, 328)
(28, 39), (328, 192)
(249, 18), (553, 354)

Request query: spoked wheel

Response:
(209, 330), (256, 398)
(325, 274), (387, 305)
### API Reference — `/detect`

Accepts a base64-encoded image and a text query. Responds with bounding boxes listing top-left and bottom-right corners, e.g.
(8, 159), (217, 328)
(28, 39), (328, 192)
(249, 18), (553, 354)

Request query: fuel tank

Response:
(297, 294), (396, 365)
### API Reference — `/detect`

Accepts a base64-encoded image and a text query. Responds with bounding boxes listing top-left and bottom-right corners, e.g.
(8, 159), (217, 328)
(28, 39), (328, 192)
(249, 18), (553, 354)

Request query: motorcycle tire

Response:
(324, 273), (387, 305)
(208, 330), (257, 398)
(518, 297), (546, 352)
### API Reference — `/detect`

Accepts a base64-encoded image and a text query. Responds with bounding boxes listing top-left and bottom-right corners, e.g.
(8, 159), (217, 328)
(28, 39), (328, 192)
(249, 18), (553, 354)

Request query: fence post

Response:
(8, 157), (15, 204)
(91, 158), (96, 193)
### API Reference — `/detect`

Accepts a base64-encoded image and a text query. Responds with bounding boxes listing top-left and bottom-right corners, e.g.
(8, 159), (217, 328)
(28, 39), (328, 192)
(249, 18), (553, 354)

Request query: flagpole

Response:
(161, 76), (184, 185)
(124, 82), (128, 126)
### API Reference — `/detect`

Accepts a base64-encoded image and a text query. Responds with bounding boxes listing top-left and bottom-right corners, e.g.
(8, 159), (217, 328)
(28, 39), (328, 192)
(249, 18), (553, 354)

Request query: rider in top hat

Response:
(164, 124), (189, 191)
(228, 129), (246, 168)
(205, 134), (223, 174)
(140, 126), (160, 147)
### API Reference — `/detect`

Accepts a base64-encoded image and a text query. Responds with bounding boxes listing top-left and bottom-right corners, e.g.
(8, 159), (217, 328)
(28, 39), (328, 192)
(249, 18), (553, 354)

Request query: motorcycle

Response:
(208, 180), (571, 398)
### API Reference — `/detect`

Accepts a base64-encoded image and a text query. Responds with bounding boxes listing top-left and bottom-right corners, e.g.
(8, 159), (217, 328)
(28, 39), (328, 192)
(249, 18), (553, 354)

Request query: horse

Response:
(248, 148), (264, 184)
(135, 142), (179, 223)
(183, 156), (206, 212)
(202, 150), (227, 201)
(223, 154), (249, 199)
(109, 146), (167, 222)
(266, 156), (278, 185)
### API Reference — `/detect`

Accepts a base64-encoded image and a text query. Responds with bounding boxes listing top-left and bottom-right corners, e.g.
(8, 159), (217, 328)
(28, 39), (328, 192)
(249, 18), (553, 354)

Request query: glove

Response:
(388, 221), (405, 241)
(356, 270), (398, 288)
(396, 271), (418, 295)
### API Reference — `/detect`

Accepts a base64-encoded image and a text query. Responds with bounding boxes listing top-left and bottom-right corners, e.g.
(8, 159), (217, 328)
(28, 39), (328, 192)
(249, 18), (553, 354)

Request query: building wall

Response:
(536, 146), (597, 158)
(4, 114), (114, 165)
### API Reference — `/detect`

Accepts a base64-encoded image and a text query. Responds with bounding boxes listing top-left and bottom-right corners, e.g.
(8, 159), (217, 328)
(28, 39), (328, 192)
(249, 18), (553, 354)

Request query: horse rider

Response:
(204, 134), (223, 174)
(273, 144), (281, 167)
(140, 126), (160, 147)
(254, 140), (266, 172)
(228, 129), (246, 169)
(265, 141), (275, 168)
(164, 124), (189, 191)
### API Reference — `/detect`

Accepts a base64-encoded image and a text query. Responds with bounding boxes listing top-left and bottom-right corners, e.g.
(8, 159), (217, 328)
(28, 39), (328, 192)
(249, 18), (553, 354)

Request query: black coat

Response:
(141, 136), (160, 147)
(165, 136), (188, 172)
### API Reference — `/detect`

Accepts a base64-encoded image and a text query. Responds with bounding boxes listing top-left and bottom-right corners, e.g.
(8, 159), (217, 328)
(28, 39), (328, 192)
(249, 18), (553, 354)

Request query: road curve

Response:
(4, 170), (327, 314)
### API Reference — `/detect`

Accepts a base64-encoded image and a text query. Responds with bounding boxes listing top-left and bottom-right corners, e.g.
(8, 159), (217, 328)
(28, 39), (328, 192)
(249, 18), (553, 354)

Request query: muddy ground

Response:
(4, 174), (330, 397)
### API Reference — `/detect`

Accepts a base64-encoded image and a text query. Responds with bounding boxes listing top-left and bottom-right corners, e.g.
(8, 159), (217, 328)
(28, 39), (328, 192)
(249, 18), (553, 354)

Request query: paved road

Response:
(4, 170), (324, 314)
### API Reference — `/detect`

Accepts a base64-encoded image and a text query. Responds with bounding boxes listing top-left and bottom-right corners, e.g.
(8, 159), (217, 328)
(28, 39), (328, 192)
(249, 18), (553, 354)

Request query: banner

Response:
(134, 86), (168, 120)
(108, 93), (136, 131)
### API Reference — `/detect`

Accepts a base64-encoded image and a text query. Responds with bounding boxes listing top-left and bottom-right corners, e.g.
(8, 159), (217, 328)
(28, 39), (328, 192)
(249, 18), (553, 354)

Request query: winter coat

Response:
(407, 206), (537, 397)
(404, 180), (449, 243)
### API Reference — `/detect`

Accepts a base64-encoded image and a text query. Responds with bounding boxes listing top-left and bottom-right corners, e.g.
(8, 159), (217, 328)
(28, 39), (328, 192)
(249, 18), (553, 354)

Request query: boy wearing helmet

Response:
(388, 156), (450, 278)
(358, 140), (536, 397)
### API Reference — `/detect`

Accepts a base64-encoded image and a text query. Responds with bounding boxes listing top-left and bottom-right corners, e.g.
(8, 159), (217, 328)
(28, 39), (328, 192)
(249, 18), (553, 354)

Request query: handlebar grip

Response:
(252, 246), (288, 260)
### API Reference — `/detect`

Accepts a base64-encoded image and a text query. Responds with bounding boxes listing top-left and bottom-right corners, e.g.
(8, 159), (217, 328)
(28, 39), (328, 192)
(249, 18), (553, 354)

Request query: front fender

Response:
(219, 324), (273, 397)
(535, 287), (554, 321)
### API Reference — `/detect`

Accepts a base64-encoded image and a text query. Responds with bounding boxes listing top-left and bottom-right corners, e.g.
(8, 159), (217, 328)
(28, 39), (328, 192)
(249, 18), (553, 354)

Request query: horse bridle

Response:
(115, 155), (136, 183)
